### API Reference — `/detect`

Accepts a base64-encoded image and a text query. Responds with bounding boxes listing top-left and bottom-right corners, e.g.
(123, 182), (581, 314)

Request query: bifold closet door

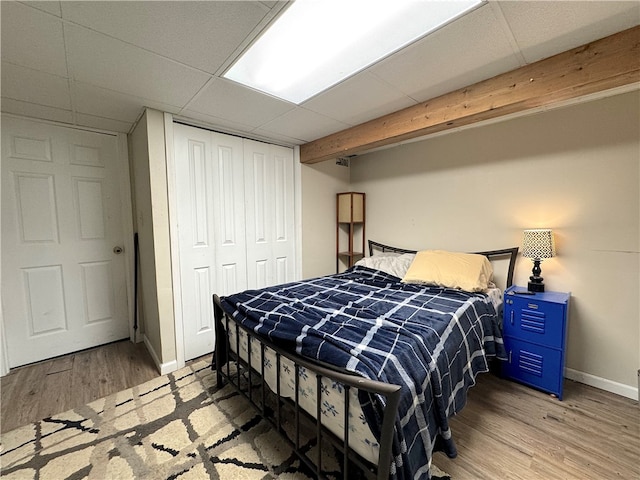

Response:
(173, 124), (247, 361)
(243, 139), (296, 290)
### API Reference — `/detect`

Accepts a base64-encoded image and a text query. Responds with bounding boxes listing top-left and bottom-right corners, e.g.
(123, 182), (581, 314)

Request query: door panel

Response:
(211, 133), (247, 296)
(174, 125), (216, 361)
(14, 172), (59, 242)
(244, 140), (296, 289)
(23, 265), (67, 334)
(1, 117), (130, 367)
(174, 125), (247, 361)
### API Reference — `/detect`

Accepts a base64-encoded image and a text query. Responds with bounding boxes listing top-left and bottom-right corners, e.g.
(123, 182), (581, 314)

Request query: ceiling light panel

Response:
(224, 0), (483, 104)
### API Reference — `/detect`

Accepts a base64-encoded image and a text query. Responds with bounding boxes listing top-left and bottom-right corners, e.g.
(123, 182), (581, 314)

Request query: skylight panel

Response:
(223, 0), (483, 104)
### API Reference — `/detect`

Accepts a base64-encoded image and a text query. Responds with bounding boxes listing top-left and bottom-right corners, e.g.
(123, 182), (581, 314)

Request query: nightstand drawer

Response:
(503, 298), (566, 349)
(503, 337), (563, 397)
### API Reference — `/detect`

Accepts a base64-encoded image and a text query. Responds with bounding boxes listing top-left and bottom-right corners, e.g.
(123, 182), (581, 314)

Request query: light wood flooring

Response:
(436, 373), (639, 479)
(1, 343), (638, 479)
(1, 339), (160, 433)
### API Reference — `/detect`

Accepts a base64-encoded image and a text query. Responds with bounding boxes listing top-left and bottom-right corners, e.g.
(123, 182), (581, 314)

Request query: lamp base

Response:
(528, 259), (545, 292)
(528, 280), (545, 293)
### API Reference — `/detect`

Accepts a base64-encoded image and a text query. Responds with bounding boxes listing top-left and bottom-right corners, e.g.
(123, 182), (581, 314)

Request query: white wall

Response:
(301, 159), (350, 278)
(129, 108), (176, 373)
(344, 91), (639, 395)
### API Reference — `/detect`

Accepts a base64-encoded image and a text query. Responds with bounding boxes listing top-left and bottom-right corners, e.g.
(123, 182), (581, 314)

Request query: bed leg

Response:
(377, 387), (401, 480)
(213, 294), (226, 388)
(215, 351), (224, 388)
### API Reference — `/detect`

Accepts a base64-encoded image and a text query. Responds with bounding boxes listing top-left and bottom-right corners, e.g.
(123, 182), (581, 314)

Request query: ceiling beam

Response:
(300, 25), (640, 165)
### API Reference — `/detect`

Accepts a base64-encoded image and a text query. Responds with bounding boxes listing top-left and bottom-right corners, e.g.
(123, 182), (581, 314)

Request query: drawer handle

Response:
(510, 310), (514, 325)
(508, 350), (512, 364)
(528, 303), (538, 309)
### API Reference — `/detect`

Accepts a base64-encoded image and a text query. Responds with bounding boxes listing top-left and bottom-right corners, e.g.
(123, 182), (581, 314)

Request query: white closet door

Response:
(210, 132), (248, 295)
(173, 125), (296, 361)
(1, 117), (130, 367)
(243, 139), (296, 289)
(173, 124), (246, 361)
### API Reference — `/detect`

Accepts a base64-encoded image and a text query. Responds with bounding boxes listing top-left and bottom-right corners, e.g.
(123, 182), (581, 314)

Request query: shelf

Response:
(336, 192), (365, 273)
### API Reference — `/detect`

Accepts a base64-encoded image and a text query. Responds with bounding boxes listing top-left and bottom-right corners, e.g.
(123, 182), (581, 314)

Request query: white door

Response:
(173, 125), (297, 361)
(1, 117), (131, 368)
(243, 140), (296, 289)
(173, 124), (247, 361)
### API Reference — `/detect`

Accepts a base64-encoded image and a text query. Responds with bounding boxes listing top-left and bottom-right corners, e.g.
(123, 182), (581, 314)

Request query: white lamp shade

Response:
(522, 229), (556, 259)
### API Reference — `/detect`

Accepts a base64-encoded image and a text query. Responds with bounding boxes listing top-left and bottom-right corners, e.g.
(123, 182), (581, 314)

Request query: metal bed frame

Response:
(368, 240), (518, 288)
(213, 241), (518, 479)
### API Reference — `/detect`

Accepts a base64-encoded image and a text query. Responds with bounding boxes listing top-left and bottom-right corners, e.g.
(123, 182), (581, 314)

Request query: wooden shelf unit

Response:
(336, 192), (365, 273)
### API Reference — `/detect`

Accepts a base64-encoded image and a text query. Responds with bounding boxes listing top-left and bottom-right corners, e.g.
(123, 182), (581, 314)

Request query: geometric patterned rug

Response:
(0, 359), (450, 479)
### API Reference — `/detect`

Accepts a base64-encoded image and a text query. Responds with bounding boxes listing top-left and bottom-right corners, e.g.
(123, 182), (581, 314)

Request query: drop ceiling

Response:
(1, 1), (638, 146)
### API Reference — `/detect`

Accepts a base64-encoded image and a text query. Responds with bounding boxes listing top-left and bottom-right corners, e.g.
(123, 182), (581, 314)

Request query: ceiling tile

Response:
(178, 109), (258, 136)
(0, 2), (68, 77)
(177, 110), (300, 146)
(72, 82), (180, 123)
(499, 1), (640, 63)
(64, 24), (211, 107)
(250, 128), (307, 147)
(1, 62), (71, 110)
(188, 78), (295, 128)
(23, 1), (62, 17)
(258, 107), (350, 143)
(370, 3), (522, 102)
(61, 1), (272, 74)
(74, 113), (133, 133)
(302, 72), (417, 126)
(1, 97), (73, 125)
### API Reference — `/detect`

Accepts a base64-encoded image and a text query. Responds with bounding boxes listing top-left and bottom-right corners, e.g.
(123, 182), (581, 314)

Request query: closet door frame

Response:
(165, 114), (302, 369)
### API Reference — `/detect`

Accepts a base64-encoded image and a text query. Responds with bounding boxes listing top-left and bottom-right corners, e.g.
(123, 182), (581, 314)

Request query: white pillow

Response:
(355, 252), (416, 278)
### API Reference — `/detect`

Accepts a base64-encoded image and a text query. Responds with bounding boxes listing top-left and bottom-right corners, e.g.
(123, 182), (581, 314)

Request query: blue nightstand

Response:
(502, 286), (571, 399)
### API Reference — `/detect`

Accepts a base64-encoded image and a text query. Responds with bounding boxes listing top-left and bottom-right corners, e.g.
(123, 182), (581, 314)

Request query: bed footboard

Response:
(212, 294), (401, 480)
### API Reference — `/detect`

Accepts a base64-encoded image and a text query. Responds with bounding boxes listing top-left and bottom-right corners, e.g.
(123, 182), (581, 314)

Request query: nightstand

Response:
(502, 286), (571, 399)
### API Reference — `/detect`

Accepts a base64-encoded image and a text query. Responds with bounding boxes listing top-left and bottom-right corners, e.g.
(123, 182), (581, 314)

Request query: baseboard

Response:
(565, 368), (639, 401)
(143, 334), (179, 376)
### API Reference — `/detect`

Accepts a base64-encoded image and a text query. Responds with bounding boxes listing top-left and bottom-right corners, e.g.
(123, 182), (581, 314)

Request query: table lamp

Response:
(522, 229), (555, 292)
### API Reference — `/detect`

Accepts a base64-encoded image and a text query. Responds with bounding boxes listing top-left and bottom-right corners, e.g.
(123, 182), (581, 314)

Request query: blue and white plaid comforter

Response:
(220, 266), (506, 480)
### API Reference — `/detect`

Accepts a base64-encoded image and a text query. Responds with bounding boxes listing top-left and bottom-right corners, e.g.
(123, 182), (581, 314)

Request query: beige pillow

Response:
(401, 250), (493, 292)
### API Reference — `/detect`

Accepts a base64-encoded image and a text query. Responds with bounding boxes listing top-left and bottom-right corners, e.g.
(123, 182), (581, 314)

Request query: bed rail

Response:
(213, 294), (402, 480)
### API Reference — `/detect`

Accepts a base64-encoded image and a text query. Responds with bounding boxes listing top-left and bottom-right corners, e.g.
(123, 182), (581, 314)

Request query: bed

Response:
(212, 241), (518, 480)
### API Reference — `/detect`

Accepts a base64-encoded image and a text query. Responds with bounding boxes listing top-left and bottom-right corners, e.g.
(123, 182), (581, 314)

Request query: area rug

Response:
(1, 359), (450, 479)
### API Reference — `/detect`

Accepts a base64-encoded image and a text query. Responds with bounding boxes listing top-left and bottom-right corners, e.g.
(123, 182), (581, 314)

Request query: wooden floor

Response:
(436, 373), (639, 479)
(2, 343), (638, 479)
(1, 340), (160, 433)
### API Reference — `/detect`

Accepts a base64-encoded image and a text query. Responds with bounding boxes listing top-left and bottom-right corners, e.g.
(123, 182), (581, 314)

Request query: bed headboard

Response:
(368, 240), (519, 289)
(368, 240), (417, 256)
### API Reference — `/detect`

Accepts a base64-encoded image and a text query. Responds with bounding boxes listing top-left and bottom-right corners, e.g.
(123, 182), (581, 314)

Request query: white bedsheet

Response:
(225, 318), (380, 463)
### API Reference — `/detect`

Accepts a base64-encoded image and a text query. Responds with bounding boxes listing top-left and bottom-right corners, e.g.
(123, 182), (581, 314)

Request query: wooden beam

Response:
(300, 26), (640, 164)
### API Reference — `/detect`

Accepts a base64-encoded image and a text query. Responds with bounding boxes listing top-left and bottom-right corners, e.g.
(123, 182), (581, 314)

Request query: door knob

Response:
(113, 246), (124, 254)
